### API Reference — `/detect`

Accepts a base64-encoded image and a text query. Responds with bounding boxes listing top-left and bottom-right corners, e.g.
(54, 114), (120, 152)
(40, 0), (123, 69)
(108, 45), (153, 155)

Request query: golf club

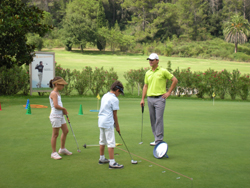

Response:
(83, 143), (122, 148)
(66, 115), (81, 153)
(139, 105), (144, 144)
(118, 132), (137, 164)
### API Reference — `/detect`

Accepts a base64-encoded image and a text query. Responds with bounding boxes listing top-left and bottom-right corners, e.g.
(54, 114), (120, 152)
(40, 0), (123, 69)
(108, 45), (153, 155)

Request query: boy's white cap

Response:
(147, 53), (159, 60)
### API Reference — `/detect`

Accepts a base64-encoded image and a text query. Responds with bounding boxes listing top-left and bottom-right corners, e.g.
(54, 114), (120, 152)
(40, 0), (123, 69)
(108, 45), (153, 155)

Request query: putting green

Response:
(0, 96), (249, 188)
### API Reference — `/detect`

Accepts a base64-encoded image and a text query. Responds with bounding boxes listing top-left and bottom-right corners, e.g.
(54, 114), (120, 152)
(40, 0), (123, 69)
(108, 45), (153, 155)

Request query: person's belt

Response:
(148, 95), (162, 98)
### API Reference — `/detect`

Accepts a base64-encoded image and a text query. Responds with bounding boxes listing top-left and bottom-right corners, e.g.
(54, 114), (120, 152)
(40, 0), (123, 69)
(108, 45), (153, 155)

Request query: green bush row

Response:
(55, 62), (250, 100)
(55, 63), (118, 96)
(1, 63), (249, 100)
(173, 67), (250, 100)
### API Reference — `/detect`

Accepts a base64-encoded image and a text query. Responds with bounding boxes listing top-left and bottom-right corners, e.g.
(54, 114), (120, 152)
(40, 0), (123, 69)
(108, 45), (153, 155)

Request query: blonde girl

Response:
(49, 76), (72, 160)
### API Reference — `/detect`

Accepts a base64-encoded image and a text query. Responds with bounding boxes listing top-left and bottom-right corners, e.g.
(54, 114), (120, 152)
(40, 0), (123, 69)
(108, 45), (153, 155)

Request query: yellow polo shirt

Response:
(144, 67), (173, 96)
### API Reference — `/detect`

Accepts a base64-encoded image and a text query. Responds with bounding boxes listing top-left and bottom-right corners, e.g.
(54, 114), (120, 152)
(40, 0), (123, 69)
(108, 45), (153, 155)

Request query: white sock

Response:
(109, 159), (115, 165)
(100, 155), (105, 160)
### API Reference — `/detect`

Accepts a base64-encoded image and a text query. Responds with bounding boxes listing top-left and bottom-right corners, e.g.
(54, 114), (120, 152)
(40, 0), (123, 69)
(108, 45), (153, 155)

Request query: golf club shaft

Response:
(141, 105), (144, 142)
(86, 144), (99, 147)
(66, 115), (80, 151)
(118, 132), (133, 160)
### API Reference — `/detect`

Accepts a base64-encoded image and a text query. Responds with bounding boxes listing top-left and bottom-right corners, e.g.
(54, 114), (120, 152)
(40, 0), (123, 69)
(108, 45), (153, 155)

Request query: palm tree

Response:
(223, 14), (250, 53)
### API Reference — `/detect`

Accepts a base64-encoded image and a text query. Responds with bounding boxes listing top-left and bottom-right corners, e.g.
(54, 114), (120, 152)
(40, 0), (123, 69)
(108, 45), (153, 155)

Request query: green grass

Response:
(0, 96), (249, 188)
(44, 49), (250, 84)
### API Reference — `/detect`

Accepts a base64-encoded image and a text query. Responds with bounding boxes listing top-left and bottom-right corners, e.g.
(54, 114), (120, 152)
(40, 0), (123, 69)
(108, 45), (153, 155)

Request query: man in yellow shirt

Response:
(140, 53), (178, 146)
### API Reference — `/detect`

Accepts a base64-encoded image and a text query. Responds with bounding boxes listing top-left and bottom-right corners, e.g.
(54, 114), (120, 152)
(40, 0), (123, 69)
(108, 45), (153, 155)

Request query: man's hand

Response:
(162, 92), (171, 99)
(140, 99), (145, 107)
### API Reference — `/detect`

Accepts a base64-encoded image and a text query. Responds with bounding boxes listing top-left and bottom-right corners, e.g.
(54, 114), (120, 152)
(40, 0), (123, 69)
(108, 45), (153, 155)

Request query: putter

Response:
(66, 115), (81, 152)
(139, 105), (144, 144)
(118, 132), (137, 164)
(83, 144), (98, 148)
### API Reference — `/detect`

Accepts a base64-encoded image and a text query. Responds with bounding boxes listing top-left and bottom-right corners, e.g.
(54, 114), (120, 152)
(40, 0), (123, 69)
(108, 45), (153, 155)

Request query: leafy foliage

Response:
(124, 67), (149, 95)
(55, 63), (75, 95)
(73, 67), (92, 95)
(0, 0), (52, 68)
(0, 65), (29, 95)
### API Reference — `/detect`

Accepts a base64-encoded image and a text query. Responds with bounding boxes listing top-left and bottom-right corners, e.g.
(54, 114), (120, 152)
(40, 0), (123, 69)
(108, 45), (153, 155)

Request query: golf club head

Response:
(139, 142), (143, 145)
(77, 150), (81, 153)
(83, 144), (86, 148)
(131, 160), (138, 164)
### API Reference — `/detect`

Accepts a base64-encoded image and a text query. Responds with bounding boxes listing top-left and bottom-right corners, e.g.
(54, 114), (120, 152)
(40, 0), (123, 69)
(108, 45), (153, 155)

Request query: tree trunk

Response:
(143, 6), (145, 32)
(81, 45), (84, 52)
(234, 42), (237, 53)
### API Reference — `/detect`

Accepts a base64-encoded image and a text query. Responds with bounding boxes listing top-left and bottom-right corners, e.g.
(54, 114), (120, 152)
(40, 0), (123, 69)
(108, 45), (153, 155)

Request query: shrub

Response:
(90, 67), (106, 96)
(228, 69), (241, 100)
(124, 67), (149, 95)
(103, 67), (119, 93)
(173, 67), (194, 96)
(73, 66), (92, 95)
(55, 63), (75, 95)
(215, 69), (231, 99)
(203, 69), (218, 98)
(232, 52), (250, 62)
(22, 65), (30, 95)
(238, 74), (250, 100)
(193, 71), (206, 98)
(27, 34), (43, 51)
(0, 65), (29, 95)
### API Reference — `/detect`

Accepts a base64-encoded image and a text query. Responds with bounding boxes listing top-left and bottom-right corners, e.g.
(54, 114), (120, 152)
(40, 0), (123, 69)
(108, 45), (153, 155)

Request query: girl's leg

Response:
(51, 128), (60, 153)
(60, 123), (69, 149)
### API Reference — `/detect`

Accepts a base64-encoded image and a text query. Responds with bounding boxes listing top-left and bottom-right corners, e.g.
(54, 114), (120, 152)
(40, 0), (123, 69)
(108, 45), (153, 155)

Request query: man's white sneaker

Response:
(51, 152), (62, 160)
(150, 141), (156, 146)
(58, 148), (72, 155)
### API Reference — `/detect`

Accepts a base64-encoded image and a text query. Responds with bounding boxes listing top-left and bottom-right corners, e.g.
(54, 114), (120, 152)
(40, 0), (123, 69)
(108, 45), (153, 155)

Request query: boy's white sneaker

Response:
(58, 148), (72, 155)
(109, 162), (124, 169)
(51, 152), (62, 160)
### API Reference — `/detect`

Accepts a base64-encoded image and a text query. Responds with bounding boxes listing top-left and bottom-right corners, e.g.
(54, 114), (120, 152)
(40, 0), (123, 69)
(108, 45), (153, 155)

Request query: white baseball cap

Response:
(147, 53), (159, 60)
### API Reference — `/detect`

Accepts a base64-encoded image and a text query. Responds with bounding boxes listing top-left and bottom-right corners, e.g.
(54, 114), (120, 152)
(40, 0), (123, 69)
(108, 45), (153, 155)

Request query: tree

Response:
(97, 0), (107, 51)
(177, 0), (210, 41)
(0, 0), (52, 68)
(61, 0), (98, 51)
(223, 14), (250, 53)
(150, 2), (180, 42)
(122, 0), (158, 42)
(61, 13), (96, 52)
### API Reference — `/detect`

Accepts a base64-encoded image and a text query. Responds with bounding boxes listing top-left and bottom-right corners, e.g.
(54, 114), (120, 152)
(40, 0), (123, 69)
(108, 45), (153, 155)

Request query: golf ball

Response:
(149, 165), (152, 167)
(176, 177), (180, 179)
(162, 171), (166, 173)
